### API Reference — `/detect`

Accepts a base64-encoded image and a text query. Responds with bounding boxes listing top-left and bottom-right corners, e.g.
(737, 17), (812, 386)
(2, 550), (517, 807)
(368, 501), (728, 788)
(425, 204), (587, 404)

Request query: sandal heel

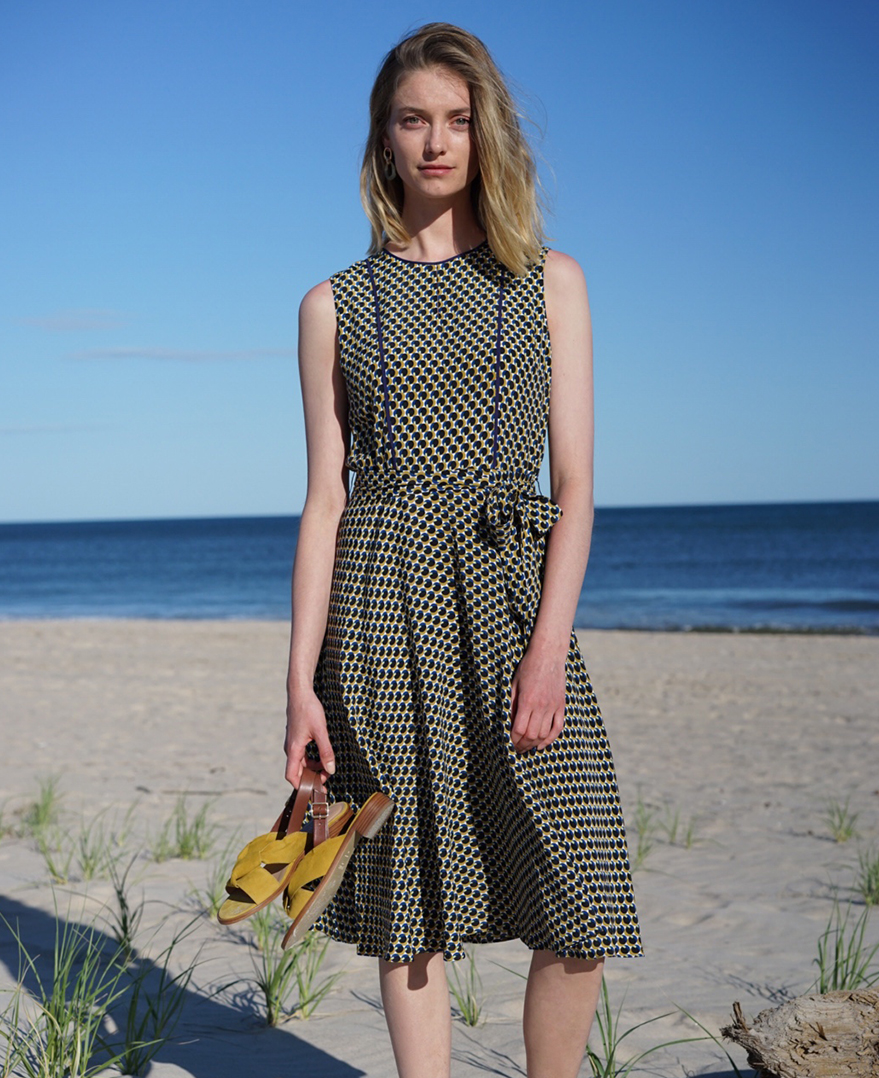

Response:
(354, 792), (394, 839)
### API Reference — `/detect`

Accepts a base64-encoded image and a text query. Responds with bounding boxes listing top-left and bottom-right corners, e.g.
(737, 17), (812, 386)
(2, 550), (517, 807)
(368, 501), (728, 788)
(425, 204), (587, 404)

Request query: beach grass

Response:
(188, 832), (242, 920)
(151, 797), (217, 862)
(35, 828), (75, 886)
(630, 797), (661, 870)
(73, 810), (132, 881)
(0, 909), (131, 1078)
(823, 796), (859, 843)
(629, 795), (701, 869)
(0, 887), (200, 1077)
(21, 777), (71, 883)
(490, 960), (716, 1074)
(18, 778), (133, 886)
(0, 799), (12, 840)
(812, 898), (879, 992)
(248, 910), (341, 1025)
(105, 856), (146, 962)
(585, 984), (750, 1078)
(449, 950), (484, 1026)
(33, 810), (134, 886)
(19, 775), (63, 842)
(114, 921), (199, 1076)
(657, 803), (699, 849)
(854, 846), (879, 906)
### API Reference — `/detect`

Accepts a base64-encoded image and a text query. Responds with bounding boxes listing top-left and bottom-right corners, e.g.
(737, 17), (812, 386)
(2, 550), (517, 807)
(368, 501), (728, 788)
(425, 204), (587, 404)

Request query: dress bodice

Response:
(330, 242), (552, 487)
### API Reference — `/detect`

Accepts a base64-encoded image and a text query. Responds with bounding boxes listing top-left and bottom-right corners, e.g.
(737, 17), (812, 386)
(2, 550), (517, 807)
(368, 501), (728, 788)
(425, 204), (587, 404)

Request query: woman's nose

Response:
(425, 123), (447, 155)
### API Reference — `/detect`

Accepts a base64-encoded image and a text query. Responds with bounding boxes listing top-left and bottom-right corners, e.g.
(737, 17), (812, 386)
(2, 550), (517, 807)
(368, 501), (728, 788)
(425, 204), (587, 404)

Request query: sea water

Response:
(0, 501), (877, 633)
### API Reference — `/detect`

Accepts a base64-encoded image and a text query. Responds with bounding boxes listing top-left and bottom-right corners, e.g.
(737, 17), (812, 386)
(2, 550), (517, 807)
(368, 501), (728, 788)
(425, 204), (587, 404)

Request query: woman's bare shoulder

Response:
(544, 248), (587, 293)
(543, 249), (589, 319)
(298, 280), (338, 370)
(299, 279), (335, 319)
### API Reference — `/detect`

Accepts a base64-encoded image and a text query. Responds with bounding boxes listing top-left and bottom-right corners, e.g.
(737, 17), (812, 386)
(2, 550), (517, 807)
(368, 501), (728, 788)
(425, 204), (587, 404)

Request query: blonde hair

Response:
(360, 23), (545, 277)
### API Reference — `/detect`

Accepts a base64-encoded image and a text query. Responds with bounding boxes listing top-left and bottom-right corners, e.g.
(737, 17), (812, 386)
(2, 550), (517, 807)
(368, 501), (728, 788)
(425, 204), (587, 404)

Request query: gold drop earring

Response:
(383, 147), (397, 182)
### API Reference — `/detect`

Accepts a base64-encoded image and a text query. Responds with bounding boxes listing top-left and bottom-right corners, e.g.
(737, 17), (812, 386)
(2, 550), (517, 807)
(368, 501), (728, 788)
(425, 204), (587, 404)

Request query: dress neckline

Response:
(381, 240), (488, 266)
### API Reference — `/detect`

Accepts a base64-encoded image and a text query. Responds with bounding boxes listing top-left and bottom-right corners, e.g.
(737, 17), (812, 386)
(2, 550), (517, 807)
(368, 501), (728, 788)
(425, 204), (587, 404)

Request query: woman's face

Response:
(383, 66), (479, 201)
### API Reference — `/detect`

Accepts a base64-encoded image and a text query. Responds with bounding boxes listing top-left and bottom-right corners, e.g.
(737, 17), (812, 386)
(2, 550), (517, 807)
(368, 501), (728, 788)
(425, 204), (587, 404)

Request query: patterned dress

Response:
(312, 241), (642, 964)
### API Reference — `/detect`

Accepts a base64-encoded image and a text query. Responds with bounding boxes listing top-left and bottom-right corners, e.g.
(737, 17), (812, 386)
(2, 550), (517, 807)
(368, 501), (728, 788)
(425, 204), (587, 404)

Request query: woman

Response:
(284, 22), (642, 1078)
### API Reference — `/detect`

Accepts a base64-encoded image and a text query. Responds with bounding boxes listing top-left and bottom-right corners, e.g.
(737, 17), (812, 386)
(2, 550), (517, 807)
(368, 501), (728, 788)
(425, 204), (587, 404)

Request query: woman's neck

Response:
(388, 198), (485, 264)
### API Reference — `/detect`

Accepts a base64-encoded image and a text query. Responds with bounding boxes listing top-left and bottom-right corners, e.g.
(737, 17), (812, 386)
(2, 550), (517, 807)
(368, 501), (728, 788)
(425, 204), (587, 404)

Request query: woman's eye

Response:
(454, 116), (471, 126)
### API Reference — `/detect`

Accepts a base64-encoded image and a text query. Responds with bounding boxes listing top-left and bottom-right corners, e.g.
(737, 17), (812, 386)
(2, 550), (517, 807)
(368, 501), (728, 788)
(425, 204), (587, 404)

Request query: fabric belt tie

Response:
(351, 469), (562, 631)
(482, 479), (562, 629)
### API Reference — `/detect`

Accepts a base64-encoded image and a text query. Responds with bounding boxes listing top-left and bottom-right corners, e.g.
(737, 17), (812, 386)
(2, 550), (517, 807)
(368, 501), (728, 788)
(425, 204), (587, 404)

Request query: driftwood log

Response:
(721, 991), (879, 1077)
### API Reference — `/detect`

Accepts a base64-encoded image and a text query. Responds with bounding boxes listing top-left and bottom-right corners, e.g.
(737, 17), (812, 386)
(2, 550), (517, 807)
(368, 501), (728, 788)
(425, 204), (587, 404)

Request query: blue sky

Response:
(1, 0), (876, 522)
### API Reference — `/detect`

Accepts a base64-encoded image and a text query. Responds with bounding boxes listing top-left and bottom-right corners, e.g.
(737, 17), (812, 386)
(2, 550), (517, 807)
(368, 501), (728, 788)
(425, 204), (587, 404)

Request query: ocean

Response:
(0, 501), (877, 633)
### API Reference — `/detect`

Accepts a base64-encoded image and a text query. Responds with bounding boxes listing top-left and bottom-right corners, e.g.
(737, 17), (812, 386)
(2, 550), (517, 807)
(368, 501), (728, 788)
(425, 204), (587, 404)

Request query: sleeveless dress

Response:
(312, 241), (642, 964)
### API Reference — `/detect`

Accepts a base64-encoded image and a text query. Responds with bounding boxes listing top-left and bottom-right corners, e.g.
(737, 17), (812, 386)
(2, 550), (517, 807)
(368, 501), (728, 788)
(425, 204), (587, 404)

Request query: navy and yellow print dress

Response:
(312, 241), (642, 963)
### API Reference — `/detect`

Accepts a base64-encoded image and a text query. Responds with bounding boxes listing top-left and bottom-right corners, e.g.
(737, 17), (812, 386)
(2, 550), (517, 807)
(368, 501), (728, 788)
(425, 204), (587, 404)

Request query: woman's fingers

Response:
(284, 741), (306, 787)
(536, 710), (565, 749)
(511, 706), (545, 751)
(311, 726), (336, 778)
(511, 701), (564, 752)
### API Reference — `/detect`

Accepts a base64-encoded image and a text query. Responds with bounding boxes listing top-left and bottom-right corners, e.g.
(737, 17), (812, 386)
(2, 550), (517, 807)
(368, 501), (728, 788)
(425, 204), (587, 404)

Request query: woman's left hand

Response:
(510, 640), (567, 752)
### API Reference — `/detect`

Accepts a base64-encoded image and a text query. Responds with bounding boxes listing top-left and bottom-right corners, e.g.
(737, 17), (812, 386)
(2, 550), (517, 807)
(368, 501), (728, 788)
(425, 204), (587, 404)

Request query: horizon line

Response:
(2, 495), (878, 528)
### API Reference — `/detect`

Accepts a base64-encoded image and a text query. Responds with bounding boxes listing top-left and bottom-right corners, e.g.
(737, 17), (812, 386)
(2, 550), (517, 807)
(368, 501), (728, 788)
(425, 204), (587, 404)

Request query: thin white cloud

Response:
(18, 309), (131, 332)
(67, 347), (294, 362)
(0, 423), (110, 434)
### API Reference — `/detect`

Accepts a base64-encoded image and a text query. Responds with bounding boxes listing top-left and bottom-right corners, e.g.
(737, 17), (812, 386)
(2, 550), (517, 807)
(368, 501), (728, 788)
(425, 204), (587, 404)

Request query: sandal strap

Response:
(284, 881), (313, 923)
(275, 766), (330, 848)
(275, 769), (316, 839)
(312, 775), (329, 846)
(228, 829), (305, 886)
(231, 833), (308, 903)
(284, 832), (345, 905)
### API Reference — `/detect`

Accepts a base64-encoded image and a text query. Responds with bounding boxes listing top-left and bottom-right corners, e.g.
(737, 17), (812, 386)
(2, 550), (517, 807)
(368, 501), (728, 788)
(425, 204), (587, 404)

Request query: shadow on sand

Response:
(694, 1071), (753, 1078)
(0, 892), (366, 1078)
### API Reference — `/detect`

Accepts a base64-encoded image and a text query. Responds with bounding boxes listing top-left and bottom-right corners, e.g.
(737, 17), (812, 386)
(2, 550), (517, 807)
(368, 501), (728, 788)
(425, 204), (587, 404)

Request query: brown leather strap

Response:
(275, 769), (316, 840)
(311, 775), (329, 846)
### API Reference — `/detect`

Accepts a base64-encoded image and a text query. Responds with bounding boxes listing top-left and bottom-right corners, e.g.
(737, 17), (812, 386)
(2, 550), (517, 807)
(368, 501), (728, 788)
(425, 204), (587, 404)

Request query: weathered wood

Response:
(721, 990), (879, 1077)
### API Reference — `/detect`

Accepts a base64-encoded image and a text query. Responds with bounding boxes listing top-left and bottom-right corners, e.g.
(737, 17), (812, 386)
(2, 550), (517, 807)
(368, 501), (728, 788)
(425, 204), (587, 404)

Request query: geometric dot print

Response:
(311, 241), (643, 963)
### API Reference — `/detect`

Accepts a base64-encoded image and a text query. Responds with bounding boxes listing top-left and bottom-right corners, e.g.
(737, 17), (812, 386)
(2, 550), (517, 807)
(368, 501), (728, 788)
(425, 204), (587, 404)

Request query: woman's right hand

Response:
(284, 687), (336, 788)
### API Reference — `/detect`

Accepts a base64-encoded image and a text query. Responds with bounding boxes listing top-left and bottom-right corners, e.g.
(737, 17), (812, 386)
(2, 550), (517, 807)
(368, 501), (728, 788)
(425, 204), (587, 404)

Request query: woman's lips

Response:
(419, 165), (453, 174)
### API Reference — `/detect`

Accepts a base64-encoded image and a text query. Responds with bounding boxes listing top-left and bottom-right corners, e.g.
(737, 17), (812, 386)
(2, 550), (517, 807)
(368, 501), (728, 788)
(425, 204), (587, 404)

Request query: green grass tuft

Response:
(0, 909), (131, 1077)
(248, 911), (341, 1024)
(854, 846), (879, 906)
(823, 796), (859, 843)
(151, 797), (217, 862)
(20, 775), (63, 841)
(631, 797), (659, 870)
(188, 831), (242, 919)
(657, 803), (699, 848)
(812, 897), (879, 992)
(585, 978), (707, 1077)
(106, 856), (145, 962)
(449, 950), (484, 1026)
(114, 920), (199, 1076)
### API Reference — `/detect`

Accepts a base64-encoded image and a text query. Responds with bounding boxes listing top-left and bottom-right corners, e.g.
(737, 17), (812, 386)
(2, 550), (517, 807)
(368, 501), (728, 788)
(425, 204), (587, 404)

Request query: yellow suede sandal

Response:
(217, 769), (352, 925)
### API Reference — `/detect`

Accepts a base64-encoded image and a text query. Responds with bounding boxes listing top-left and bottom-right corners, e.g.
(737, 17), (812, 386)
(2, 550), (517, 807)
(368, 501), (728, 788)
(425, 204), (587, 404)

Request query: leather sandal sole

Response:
(281, 792), (394, 950)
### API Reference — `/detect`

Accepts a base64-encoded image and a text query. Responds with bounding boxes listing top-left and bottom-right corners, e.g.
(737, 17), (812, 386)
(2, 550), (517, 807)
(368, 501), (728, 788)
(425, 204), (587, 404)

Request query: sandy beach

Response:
(1, 619), (878, 1076)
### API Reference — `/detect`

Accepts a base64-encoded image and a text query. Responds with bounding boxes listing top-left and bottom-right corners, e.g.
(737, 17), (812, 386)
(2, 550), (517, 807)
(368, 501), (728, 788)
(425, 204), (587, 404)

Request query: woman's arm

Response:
(284, 279), (349, 786)
(510, 249), (594, 752)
